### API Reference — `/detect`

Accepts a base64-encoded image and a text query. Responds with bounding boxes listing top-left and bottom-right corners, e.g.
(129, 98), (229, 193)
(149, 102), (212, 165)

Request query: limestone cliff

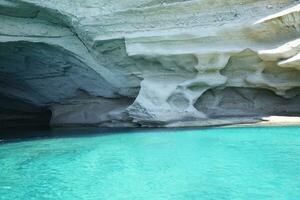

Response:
(1, 0), (300, 128)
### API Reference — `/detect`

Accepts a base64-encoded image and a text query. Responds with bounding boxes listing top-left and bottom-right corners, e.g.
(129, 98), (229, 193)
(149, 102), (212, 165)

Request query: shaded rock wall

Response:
(0, 0), (300, 127)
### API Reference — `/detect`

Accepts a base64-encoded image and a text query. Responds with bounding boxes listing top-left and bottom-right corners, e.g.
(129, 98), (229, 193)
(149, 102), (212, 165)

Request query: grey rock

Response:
(0, 0), (300, 127)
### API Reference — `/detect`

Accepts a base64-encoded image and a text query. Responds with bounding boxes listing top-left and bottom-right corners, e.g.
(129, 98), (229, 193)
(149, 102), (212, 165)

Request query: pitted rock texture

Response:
(1, 0), (300, 127)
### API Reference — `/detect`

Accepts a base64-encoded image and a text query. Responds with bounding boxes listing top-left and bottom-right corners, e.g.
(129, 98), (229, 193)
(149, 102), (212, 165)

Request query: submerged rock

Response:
(0, 0), (300, 127)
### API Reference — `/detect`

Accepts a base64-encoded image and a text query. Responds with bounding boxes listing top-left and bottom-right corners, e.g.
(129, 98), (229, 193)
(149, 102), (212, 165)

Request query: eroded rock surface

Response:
(1, 0), (300, 127)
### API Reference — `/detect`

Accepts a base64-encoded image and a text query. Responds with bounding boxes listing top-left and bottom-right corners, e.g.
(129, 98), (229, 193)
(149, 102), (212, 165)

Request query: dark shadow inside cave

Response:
(0, 94), (52, 129)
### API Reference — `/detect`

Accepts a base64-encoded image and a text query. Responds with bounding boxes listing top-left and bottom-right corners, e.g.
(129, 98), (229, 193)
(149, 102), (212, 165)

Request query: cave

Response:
(0, 42), (55, 128)
(0, 41), (112, 128)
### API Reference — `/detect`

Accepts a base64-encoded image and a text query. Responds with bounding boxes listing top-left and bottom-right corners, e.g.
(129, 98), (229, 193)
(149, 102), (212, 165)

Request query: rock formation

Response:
(0, 0), (300, 128)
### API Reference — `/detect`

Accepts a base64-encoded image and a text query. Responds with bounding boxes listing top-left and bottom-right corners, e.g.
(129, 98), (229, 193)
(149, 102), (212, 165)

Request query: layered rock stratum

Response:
(1, 0), (300, 128)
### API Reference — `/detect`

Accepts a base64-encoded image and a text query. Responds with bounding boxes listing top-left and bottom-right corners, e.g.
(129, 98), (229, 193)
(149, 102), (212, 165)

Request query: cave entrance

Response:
(0, 39), (116, 129)
(0, 41), (65, 129)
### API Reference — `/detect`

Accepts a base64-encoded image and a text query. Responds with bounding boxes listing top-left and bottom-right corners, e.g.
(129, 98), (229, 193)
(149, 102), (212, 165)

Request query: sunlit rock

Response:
(1, 0), (300, 127)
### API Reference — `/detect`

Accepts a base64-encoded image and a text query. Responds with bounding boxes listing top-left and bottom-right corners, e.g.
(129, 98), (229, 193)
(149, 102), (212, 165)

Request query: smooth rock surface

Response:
(1, 0), (300, 127)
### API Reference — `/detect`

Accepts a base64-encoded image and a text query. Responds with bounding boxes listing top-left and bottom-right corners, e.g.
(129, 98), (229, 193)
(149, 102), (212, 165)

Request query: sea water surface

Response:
(0, 126), (300, 200)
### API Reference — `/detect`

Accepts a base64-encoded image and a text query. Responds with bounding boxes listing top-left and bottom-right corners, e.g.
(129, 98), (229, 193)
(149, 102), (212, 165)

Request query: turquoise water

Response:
(1, 126), (300, 200)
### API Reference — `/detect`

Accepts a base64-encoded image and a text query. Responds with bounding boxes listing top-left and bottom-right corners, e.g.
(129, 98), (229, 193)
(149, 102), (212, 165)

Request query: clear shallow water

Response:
(1, 126), (300, 200)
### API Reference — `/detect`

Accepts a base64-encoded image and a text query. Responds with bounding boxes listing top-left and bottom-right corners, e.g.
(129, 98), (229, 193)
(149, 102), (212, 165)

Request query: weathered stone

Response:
(0, 0), (300, 127)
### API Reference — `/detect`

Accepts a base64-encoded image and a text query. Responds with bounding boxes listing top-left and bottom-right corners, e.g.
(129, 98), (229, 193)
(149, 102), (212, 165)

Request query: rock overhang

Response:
(1, 0), (300, 128)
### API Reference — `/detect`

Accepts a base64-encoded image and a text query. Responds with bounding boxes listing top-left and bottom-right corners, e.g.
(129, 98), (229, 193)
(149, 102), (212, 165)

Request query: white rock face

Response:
(0, 0), (300, 127)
